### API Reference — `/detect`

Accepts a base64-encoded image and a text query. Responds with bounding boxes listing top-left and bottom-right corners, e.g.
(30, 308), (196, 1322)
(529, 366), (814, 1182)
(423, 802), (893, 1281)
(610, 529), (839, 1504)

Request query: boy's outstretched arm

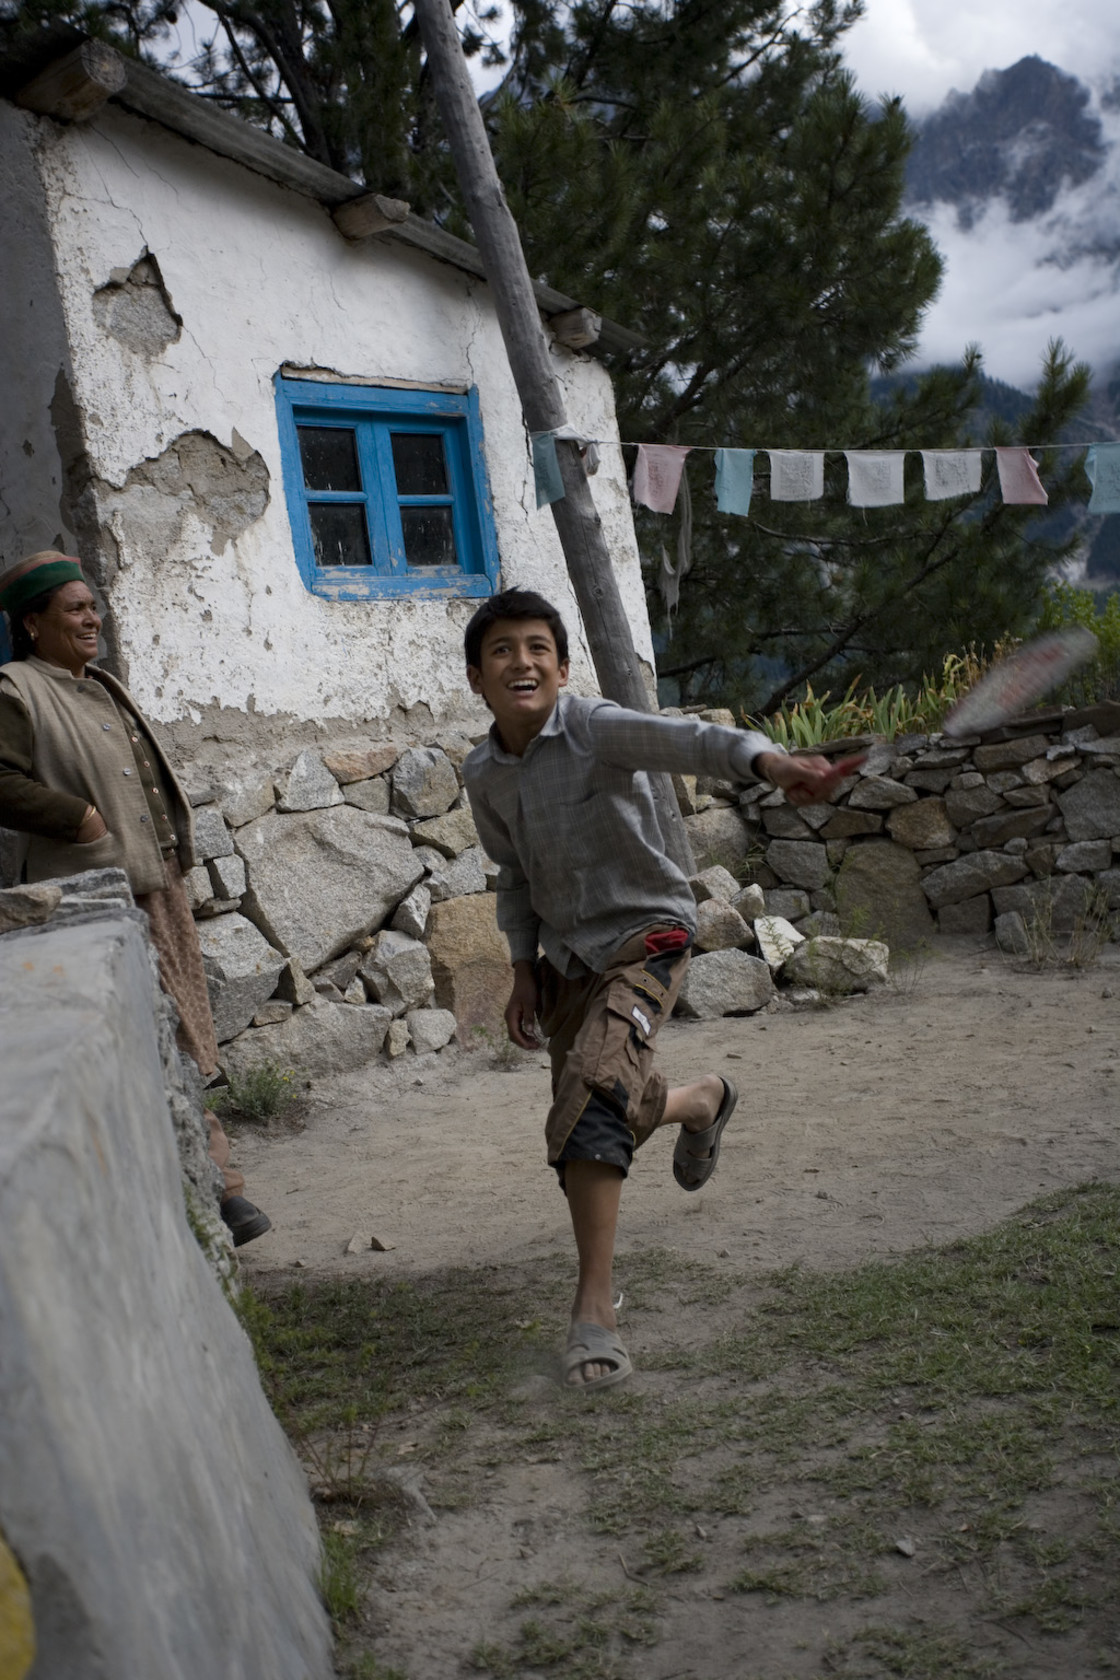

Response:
(754, 751), (864, 807)
(506, 959), (541, 1048)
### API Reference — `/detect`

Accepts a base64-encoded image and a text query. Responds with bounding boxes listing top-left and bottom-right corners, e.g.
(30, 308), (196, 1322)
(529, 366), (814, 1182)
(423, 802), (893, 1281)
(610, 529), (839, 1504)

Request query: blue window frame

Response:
(274, 376), (500, 599)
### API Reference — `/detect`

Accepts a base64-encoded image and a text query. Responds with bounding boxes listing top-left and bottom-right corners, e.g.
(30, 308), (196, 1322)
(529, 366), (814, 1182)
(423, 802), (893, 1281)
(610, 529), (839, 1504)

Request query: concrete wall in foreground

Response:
(0, 914), (332, 1680)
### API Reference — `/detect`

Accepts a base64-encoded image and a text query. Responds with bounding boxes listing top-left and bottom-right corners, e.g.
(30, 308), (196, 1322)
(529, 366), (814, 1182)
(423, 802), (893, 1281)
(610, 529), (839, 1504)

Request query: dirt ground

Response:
(235, 940), (1120, 1678)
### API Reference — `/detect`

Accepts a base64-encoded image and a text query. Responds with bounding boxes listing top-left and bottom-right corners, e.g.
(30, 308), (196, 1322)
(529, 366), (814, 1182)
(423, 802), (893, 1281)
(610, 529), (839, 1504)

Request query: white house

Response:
(0, 36), (654, 768)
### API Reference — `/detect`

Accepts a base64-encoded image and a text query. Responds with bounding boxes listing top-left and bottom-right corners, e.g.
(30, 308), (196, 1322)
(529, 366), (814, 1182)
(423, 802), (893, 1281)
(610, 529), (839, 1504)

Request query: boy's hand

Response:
(505, 960), (542, 1049)
(755, 751), (866, 807)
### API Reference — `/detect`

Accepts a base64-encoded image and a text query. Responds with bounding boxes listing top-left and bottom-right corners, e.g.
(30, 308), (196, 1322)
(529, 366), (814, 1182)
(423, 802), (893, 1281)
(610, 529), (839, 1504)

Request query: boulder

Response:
(0, 882), (62, 934)
(343, 777), (391, 815)
(406, 1008), (458, 1054)
(764, 887), (811, 920)
(886, 797), (955, 851)
(1057, 770), (1120, 842)
(694, 899), (752, 952)
(937, 895), (992, 936)
(391, 747), (459, 819)
(753, 914), (804, 969)
(784, 936), (889, 993)
(235, 806), (423, 971)
(684, 805), (752, 873)
(193, 805), (234, 861)
(323, 745), (399, 784)
(1055, 839), (1112, 873)
(972, 735), (1052, 772)
(210, 767), (275, 828)
(410, 806), (480, 858)
(921, 850), (1029, 908)
(391, 883), (432, 940)
(904, 767), (956, 794)
(995, 910), (1030, 955)
(195, 913), (286, 1042)
(426, 893), (511, 1041)
(690, 865), (742, 904)
(359, 930), (435, 1015)
(732, 882), (766, 921)
(421, 845), (488, 902)
(765, 838), (830, 890)
(1021, 754), (1077, 787)
(676, 949), (775, 1019)
(761, 805), (816, 840)
(208, 852), (246, 899)
(835, 840), (934, 949)
(275, 750), (344, 814)
(220, 996), (393, 1081)
(820, 808), (884, 839)
(847, 776), (917, 811)
(970, 807), (1052, 848)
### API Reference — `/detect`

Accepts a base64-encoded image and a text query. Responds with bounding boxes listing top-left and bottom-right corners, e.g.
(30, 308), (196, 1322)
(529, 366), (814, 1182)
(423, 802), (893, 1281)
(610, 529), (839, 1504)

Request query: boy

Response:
(463, 589), (854, 1391)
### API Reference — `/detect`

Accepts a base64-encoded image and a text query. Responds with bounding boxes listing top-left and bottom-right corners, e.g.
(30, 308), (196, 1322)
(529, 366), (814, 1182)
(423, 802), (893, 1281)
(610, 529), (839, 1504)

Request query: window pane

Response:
(298, 426), (362, 492)
(391, 432), (449, 496)
(309, 503), (371, 567)
(401, 506), (456, 568)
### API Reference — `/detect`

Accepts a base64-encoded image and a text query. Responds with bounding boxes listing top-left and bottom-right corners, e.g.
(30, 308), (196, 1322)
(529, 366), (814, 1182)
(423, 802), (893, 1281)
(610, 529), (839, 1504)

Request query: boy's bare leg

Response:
(660, 1073), (726, 1136)
(565, 1159), (624, 1387)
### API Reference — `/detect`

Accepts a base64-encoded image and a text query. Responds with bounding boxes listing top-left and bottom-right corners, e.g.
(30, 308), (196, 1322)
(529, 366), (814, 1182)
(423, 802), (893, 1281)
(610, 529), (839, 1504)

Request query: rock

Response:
(410, 807), (480, 858)
(921, 850), (1029, 908)
(684, 806), (752, 873)
(426, 894), (514, 1042)
(343, 777), (390, 815)
(222, 996), (393, 1080)
(275, 750), (344, 814)
(385, 1019), (411, 1057)
(391, 747), (459, 819)
(195, 913), (286, 1042)
(765, 839), (830, 891)
(252, 1000), (293, 1026)
(992, 874), (1094, 934)
(820, 808), (884, 839)
(211, 767), (275, 828)
(1055, 839), (1112, 873)
(972, 735), (1053, 772)
(317, 951), (363, 992)
(345, 1232), (371, 1254)
(764, 887), (811, 920)
(672, 772), (700, 815)
(847, 776), (917, 811)
(193, 805), (234, 861)
(690, 865), (742, 904)
(987, 770), (1024, 794)
(835, 841), (935, 949)
(275, 956), (315, 1007)
(732, 882), (766, 921)
(179, 764), (217, 806)
(422, 845), (488, 902)
(694, 899), (752, 952)
(194, 897), (241, 919)
(915, 846), (958, 865)
(391, 883), (432, 940)
(1057, 770), (1120, 842)
(753, 914), (804, 969)
(911, 745), (968, 767)
(235, 806), (424, 972)
(342, 978), (365, 1004)
(182, 865), (213, 912)
(1097, 868), (1120, 909)
(938, 895), (991, 935)
(904, 767), (956, 794)
(784, 936), (889, 993)
(970, 807), (1052, 848)
(995, 910), (1030, 954)
(886, 797), (955, 850)
(676, 949), (775, 1019)
(1024, 841), (1061, 877)
(1080, 734), (1120, 758)
(208, 852), (247, 899)
(1003, 786), (1051, 808)
(1021, 754), (1077, 787)
(406, 1008), (458, 1053)
(359, 931), (435, 1015)
(761, 805), (816, 840)
(432, 732), (477, 770)
(0, 882), (62, 933)
(324, 745), (399, 784)
(799, 911), (841, 937)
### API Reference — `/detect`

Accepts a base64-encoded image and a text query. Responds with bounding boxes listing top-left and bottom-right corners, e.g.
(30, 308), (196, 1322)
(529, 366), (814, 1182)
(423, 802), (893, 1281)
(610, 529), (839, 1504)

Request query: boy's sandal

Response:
(563, 1321), (633, 1393)
(672, 1077), (738, 1192)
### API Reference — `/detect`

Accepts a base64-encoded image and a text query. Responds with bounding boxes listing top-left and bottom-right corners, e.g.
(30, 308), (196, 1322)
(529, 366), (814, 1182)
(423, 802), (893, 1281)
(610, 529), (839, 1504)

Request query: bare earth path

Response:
(235, 942), (1120, 1678)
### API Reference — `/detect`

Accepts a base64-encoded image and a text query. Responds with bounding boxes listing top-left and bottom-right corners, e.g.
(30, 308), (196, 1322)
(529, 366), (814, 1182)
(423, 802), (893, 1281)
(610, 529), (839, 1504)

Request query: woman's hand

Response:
(505, 959), (542, 1049)
(76, 805), (109, 843)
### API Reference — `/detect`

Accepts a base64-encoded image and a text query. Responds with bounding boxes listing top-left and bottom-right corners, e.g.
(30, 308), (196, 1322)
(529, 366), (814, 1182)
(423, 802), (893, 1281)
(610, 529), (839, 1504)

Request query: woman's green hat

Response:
(0, 551), (86, 619)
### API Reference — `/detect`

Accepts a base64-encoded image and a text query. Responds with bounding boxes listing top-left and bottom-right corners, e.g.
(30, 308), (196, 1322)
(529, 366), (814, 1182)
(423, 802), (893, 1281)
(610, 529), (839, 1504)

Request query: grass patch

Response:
(209, 1059), (296, 1124)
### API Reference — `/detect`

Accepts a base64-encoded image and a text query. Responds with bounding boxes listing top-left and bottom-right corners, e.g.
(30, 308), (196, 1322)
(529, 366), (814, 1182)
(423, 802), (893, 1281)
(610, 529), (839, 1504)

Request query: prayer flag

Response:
(633, 444), (692, 513)
(845, 451), (906, 508)
(768, 450), (824, 502)
(714, 448), (756, 515)
(1086, 443), (1120, 515)
(995, 447), (1047, 506)
(921, 449), (982, 501)
(530, 432), (565, 508)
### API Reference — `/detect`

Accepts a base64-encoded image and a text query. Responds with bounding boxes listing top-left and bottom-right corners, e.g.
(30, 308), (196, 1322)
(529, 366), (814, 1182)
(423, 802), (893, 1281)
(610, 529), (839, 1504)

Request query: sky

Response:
(843, 0), (1120, 392)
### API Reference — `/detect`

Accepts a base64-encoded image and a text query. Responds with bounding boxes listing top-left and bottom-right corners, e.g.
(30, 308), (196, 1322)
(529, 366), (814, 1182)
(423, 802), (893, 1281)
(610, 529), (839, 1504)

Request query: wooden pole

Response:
(412, 0), (693, 873)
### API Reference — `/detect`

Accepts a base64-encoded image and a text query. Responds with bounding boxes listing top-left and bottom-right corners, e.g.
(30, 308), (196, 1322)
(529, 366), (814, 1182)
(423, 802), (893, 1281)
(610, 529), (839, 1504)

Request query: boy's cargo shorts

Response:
(537, 925), (692, 1185)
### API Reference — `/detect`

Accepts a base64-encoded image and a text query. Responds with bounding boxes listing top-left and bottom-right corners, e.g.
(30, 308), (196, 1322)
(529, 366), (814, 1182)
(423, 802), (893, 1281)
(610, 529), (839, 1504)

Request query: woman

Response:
(0, 550), (270, 1247)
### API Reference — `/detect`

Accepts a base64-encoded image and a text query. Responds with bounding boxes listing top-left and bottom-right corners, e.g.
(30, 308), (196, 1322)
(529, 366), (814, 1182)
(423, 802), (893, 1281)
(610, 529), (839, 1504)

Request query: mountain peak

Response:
(907, 56), (1106, 226)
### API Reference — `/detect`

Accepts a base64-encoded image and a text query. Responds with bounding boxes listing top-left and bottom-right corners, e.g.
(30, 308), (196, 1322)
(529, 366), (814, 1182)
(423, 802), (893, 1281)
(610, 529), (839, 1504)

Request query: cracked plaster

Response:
(7, 100), (655, 744)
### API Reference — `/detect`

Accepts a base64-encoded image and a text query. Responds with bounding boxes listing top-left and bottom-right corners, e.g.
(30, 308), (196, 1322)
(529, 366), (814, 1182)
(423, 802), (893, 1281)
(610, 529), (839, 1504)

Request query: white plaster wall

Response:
(26, 103), (653, 729)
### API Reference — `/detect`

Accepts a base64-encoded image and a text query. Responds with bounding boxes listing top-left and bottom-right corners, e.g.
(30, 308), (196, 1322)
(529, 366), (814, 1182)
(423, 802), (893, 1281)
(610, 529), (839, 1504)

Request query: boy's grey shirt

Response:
(462, 693), (780, 976)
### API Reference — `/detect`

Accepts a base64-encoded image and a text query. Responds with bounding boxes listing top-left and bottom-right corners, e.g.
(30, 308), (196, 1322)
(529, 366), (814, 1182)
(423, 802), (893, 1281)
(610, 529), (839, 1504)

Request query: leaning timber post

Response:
(412, 0), (694, 875)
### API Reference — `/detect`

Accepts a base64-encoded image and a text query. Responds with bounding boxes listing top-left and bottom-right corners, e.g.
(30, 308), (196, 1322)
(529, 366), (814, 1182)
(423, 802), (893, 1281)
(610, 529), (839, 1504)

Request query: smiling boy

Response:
(462, 589), (854, 1390)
